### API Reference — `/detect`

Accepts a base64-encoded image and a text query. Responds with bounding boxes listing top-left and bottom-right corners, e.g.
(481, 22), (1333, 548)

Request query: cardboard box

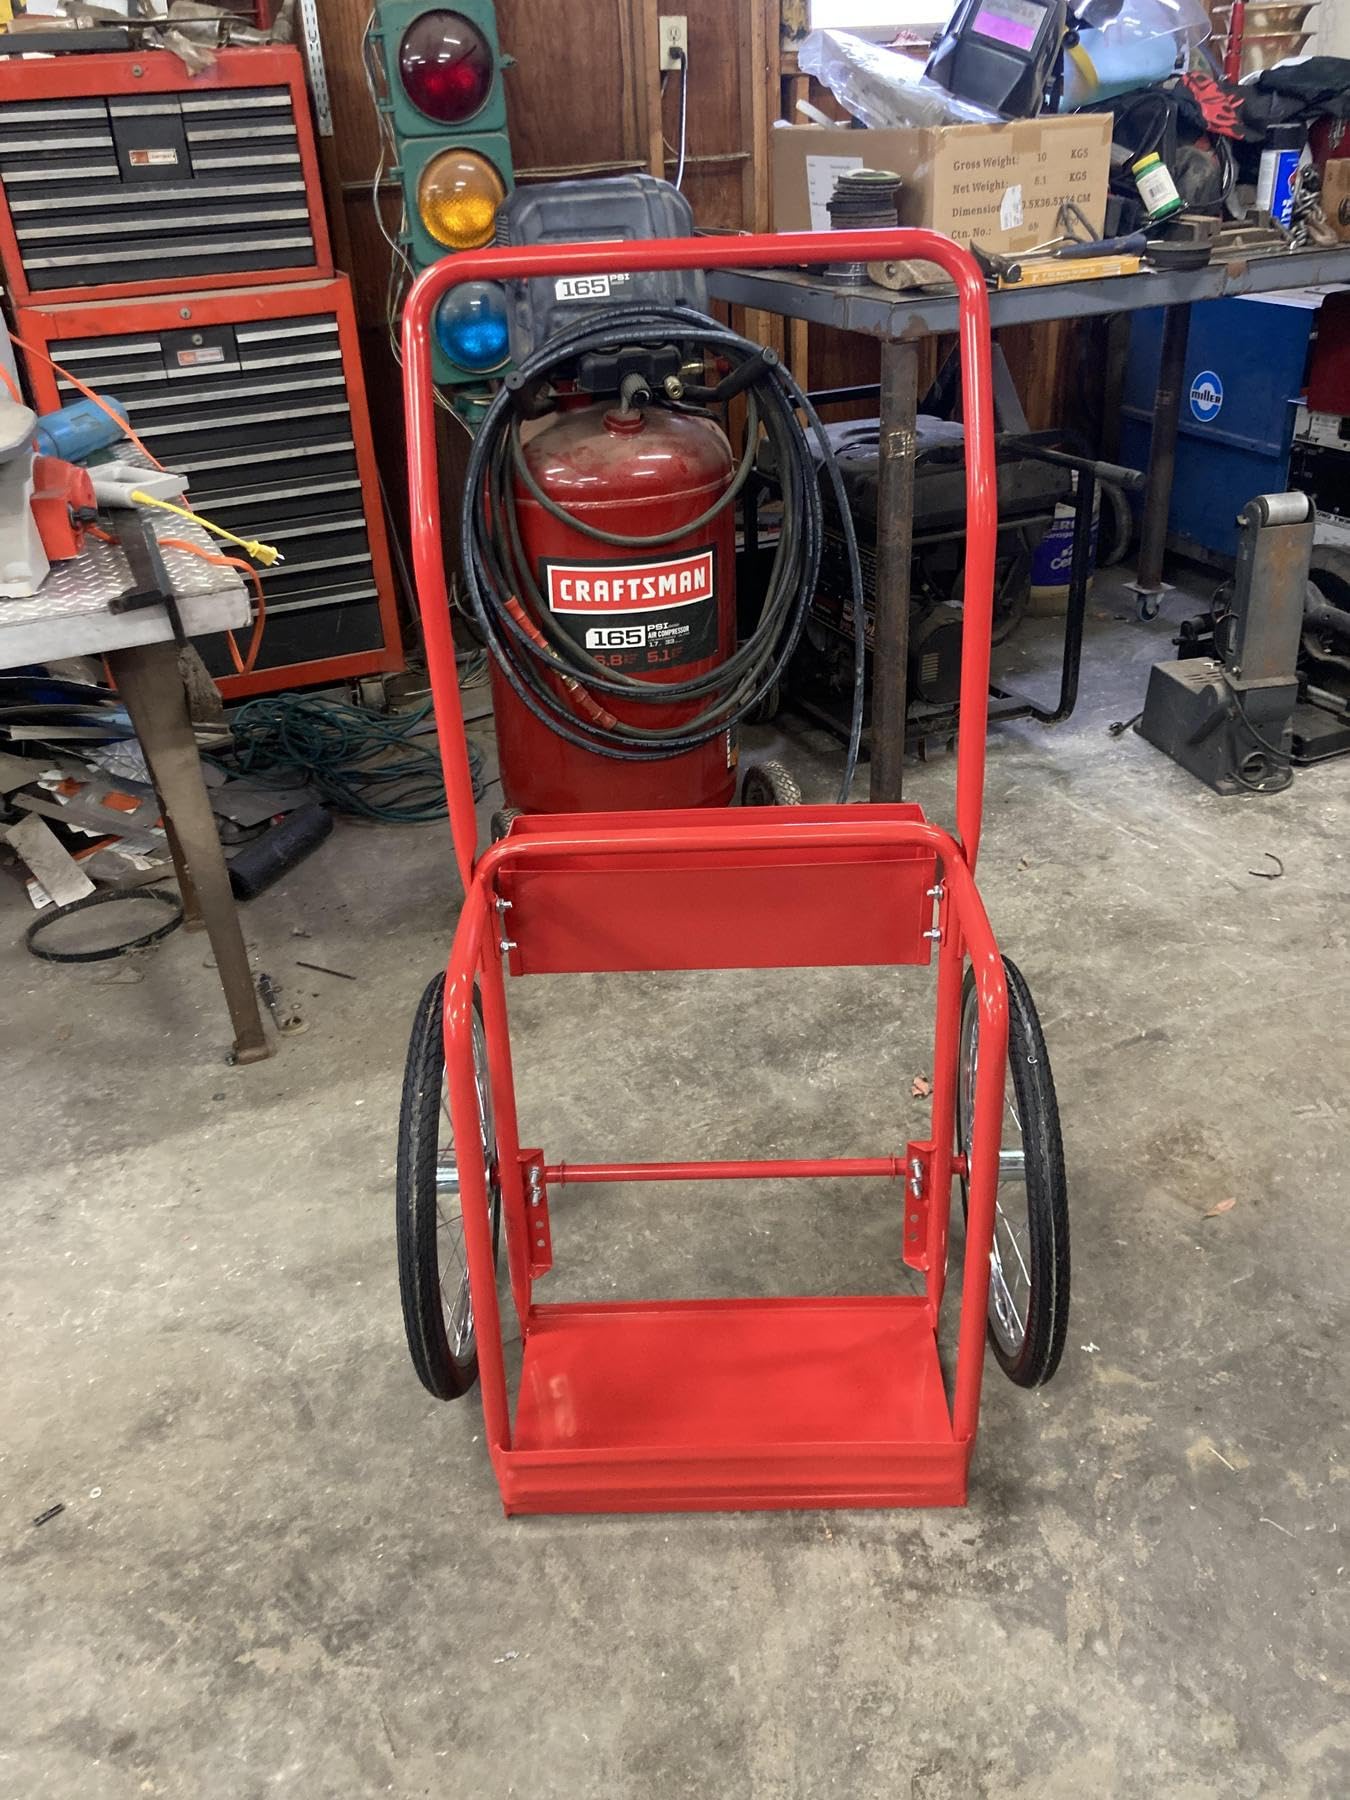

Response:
(1323, 159), (1350, 243)
(771, 114), (1113, 255)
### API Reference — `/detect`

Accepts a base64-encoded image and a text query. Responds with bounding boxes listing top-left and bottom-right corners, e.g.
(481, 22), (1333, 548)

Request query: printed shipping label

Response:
(544, 547), (718, 671)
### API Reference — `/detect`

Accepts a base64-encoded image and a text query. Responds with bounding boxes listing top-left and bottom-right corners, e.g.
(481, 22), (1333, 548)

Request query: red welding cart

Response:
(395, 229), (1071, 1516)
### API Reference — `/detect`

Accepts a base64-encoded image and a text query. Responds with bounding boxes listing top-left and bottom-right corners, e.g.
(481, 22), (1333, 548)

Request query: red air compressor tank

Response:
(490, 399), (739, 815)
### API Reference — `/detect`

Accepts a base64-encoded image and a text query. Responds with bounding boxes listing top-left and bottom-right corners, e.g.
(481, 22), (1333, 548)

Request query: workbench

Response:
(0, 519), (270, 1063)
(710, 243), (1350, 801)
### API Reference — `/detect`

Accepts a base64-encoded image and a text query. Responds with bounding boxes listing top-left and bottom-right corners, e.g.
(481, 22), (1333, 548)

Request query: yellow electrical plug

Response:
(130, 491), (284, 566)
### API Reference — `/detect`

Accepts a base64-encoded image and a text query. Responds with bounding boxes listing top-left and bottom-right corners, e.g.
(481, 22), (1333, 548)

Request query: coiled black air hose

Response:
(459, 302), (868, 802)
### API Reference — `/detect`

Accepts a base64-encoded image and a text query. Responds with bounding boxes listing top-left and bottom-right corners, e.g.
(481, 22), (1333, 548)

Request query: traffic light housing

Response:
(374, 2), (514, 386)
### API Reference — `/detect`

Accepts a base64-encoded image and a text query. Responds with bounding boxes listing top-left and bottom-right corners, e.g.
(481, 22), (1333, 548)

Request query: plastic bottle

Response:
(1131, 152), (1182, 222)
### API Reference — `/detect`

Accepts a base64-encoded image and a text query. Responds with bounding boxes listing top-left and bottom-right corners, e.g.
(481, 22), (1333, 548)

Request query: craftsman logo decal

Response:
(543, 548), (718, 671)
(1189, 371), (1224, 423)
(175, 346), (225, 368)
(129, 147), (179, 168)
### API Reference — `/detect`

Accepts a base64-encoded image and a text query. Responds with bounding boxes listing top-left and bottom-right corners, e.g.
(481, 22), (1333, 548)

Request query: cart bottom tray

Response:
(501, 1294), (968, 1515)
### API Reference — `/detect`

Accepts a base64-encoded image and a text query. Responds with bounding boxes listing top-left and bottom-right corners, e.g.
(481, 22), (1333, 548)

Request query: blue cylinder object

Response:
(33, 395), (129, 462)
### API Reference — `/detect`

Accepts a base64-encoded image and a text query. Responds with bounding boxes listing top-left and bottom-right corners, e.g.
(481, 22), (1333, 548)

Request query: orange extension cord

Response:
(89, 526), (267, 676)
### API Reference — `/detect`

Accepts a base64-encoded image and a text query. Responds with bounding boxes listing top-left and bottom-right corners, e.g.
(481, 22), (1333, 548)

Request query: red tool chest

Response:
(0, 47), (330, 306)
(15, 276), (402, 697)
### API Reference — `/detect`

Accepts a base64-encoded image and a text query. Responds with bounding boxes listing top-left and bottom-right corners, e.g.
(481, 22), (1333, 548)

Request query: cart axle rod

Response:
(545, 1157), (909, 1186)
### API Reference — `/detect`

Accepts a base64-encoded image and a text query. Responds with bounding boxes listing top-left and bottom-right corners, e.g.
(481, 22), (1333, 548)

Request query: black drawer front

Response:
(48, 311), (385, 668)
(0, 87), (317, 292)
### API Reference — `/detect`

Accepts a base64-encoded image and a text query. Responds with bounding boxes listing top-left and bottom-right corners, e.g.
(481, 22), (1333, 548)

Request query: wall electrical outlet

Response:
(658, 15), (688, 71)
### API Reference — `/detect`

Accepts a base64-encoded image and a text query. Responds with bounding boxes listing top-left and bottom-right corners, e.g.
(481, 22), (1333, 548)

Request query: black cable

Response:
(222, 695), (484, 822)
(460, 302), (868, 801)
(1221, 675), (1296, 793)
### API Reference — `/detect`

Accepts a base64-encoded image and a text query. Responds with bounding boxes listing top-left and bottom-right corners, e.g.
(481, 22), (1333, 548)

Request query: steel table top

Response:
(708, 244), (1350, 340)
(0, 514), (248, 671)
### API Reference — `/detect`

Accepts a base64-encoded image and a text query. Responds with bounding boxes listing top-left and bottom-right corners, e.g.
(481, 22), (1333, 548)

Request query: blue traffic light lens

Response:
(435, 280), (510, 373)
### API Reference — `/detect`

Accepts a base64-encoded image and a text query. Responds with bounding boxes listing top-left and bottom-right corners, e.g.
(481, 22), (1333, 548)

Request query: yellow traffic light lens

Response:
(417, 149), (506, 250)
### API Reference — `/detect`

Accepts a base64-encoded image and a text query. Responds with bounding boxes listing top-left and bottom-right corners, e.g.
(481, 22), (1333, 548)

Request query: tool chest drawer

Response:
(16, 277), (402, 697)
(0, 48), (330, 303)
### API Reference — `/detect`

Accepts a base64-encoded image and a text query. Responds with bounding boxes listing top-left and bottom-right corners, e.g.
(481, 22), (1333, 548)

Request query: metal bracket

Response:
(902, 1140), (933, 1273)
(519, 1149), (552, 1279)
(108, 512), (187, 647)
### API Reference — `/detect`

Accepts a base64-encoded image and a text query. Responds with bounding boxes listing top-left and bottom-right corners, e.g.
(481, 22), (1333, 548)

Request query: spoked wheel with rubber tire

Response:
(957, 956), (1070, 1387)
(396, 973), (502, 1399)
(739, 760), (801, 805)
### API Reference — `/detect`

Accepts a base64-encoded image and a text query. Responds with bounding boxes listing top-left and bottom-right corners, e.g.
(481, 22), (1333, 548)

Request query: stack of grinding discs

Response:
(823, 168), (902, 285)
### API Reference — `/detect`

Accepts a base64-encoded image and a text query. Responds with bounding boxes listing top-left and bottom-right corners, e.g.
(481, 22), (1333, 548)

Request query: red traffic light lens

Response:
(399, 10), (494, 124)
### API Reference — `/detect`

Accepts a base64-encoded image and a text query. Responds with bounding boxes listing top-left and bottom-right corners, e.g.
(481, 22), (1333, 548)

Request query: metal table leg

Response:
(1132, 301), (1191, 614)
(110, 640), (271, 1065)
(869, 337), (919, 802)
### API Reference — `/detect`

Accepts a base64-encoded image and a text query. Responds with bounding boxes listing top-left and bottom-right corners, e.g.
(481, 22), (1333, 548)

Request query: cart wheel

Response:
(746, 678), (782, 725)
(989, 537), (1033, 647)
(739, 760), (801, 806)
(396, 973), (501, 1400)
(489, 807), (521, 843)
(957, 957), (1069, 1387)
(1136, 593), (1161, 622)
(1098, 481), (1134, 569)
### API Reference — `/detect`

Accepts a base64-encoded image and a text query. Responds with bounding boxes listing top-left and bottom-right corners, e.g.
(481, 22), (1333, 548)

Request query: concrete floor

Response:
(3, 573), (1348, 1799)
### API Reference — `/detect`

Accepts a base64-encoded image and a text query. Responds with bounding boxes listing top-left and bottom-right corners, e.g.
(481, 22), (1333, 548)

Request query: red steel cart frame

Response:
(403, 230), (1011, 1515)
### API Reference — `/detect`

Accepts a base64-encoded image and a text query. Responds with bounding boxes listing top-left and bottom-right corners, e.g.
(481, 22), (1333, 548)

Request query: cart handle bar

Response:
(402, 229), (997, 888)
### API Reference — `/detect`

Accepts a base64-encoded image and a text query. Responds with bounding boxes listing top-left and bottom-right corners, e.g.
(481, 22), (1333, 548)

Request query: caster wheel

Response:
(489, 807), (522, 843)
(1136, 594), (1161, 622)
(396, 973), (502, 1400)
(957, 957), (1070, 1388)
(739, 760), (801, 806)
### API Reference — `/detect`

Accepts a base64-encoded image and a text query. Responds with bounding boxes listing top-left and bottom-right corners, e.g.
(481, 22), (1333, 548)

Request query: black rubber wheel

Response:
(989, 537), (1033, 647)
(745, 678), (782, 725)
(936, 539), (1032, 648)
(957, 957), (1070, 1387)
(489, 806), (522, 843)
(396, 973), (501, 1400)
(1098, 480), (1134, 569)
(739, 760), (801, 805)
